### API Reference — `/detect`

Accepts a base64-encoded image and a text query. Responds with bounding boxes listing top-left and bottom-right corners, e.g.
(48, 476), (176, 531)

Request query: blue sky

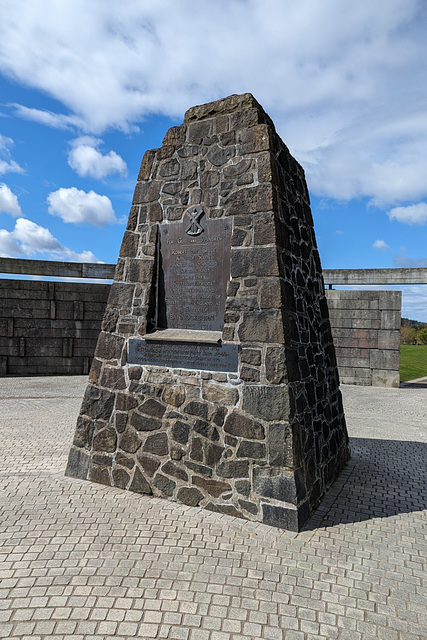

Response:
(0, 0), (427, 320)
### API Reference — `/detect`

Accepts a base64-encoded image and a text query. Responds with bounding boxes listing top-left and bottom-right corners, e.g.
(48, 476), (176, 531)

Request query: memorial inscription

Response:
(157, 209), (232, 332)
(128, 338), (238, 372)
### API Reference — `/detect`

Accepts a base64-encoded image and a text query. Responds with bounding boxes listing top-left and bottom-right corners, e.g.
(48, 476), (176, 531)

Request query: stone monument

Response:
(66, 93), (349, 531)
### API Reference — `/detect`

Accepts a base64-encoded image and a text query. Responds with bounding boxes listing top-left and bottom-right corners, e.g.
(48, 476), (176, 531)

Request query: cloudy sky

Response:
(0, 0), (427, 319)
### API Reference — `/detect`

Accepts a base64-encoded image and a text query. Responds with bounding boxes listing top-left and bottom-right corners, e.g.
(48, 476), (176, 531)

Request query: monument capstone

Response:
(66, 93), (349, 531)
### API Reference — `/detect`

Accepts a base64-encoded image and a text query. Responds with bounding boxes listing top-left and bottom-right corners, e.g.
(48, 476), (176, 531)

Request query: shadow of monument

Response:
(302, 437), (427, 530)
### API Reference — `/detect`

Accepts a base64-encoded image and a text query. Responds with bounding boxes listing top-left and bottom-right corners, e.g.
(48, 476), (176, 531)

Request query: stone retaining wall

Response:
(0, 279), (110, 376)
(326, 290), (401, 387)
(0, 280), (401, 386)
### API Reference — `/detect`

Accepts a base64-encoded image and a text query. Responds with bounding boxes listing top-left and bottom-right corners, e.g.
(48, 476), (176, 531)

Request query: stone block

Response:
(242, 385), (289, 421)
(65, 447), (90, 480)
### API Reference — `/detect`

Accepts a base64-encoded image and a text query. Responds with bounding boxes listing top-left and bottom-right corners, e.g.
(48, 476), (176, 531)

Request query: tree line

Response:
(401, 318), (427, 345)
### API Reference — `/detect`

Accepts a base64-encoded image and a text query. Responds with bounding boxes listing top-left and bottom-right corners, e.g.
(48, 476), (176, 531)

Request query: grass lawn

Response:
(400, 345), (427, 381)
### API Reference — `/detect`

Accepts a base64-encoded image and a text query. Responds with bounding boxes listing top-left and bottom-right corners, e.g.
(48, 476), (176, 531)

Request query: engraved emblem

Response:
(185, 206), (204, 236)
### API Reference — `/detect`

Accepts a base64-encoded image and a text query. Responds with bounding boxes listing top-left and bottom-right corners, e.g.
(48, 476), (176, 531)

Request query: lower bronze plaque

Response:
(128, 338), (238, 372)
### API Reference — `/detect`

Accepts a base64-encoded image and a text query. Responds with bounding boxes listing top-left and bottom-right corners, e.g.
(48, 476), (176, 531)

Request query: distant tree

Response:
(418, 327), (427, 344)
(401, 326), (418, 345)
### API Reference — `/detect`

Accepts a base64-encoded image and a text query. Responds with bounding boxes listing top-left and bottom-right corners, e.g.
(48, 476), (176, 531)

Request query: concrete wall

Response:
(326, 290), (401, 387)
(0, 279), (402, 386)
(0, 279), (110, 376)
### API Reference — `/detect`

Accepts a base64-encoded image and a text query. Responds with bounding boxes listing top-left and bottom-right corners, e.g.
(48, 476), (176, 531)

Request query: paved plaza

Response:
(0, 376), (426, 640)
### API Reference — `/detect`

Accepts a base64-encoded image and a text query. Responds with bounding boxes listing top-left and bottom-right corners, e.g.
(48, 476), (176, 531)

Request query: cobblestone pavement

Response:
(1, 376), (426, 640)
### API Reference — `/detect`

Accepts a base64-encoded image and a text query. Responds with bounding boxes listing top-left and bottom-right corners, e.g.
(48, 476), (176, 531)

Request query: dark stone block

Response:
(265, 346), (287, 384)
(92, 428), (117, 453)
(236, 441), (266, 459)
(200, 171), (220, 189)
(73, 416), (95, 450)
(269, 423), (293, 467)
(89, 465), (111, 486)
(231, 246), (278, 278)
(108, 283), (135, 309)
(177, 487), (204, 506)
(190, 437), (204, 462)
(112, 468), (130, 489)
(153, 473), (176, 497)
(224, 412), (264, 440)
(129, 467), (152, 494)
(235, 480), (251, 497)
(137, 454), (160, 477)
(213, 407), (227, 427)
(139, 398), (166, 418)
(238, 310), (284, 343)
(205, 443), (224, 466)
(240, 366), (260, 382)
(223, 158), (252, 179)
(261, 503), (299, 532)
(216, 460), (249, 478)
(115, 452), (135, 470)
(184, 461), (212, 477)
(253, 212), (277, 245)
(101, 308), (119, 333)
(143, 432), (169, 456)
(242, 385), (289, 421)
(225, 184), (274, 215)
(253, 467), (297, 504)
(184, 401), (209, 420)
(80, 385), (115, 421)
(238, 499), (258, 515)
(95, 332), (125, 361)
(241, 348), (261, 366)
(171, 420), (190, 444)
(193, 419), (220, 442)
(92, 454), (113, 467)
(119, 231), (139, 258)
(192, 476), (231, 497)
(128, 259), (153, 284)
(100, 366), (126, 390)
(207, 145), (235, 166)
(65, 447), (90, 480)
(118, 428), (141, 454)
(205, 502), (245, 518)
(133, 179), (161, 204)
(161, 461), (188, 481)
(115, 412), (128, 434)
(138, 149), (156, 181)
(130, 411), (161, 432)
(116, 393), (138, 412)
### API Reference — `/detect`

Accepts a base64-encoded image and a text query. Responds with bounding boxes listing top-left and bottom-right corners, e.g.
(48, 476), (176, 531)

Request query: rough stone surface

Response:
(66, 93), (349, 531)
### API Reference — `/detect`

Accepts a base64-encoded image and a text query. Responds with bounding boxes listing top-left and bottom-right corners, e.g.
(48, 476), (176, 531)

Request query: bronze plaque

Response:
(128, 338), (238, 372)
(158, 210), (231, 331)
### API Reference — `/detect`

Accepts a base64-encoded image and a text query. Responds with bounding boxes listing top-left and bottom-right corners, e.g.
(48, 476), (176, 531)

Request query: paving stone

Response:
(1, 377), (426, 640)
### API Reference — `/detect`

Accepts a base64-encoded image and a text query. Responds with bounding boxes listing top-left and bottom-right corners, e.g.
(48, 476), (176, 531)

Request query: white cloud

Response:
(68, 137), (127, 179)
(0, 134), (24, 175)
(11, 104), (84, 130)
(0, 217), (99, 261)
(393, 255), (427, 268)
(0, 182), (22, 216)
(47, 187), (117, 227)
(0, 0), (426, 207)
(373, 239), (390, 250)
(387, 203), (427, 226)
(401, 285), (427, 321)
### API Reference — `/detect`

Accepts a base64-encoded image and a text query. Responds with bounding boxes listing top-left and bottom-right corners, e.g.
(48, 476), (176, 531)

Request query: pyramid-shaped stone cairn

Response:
(66, 93), (349, 531)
